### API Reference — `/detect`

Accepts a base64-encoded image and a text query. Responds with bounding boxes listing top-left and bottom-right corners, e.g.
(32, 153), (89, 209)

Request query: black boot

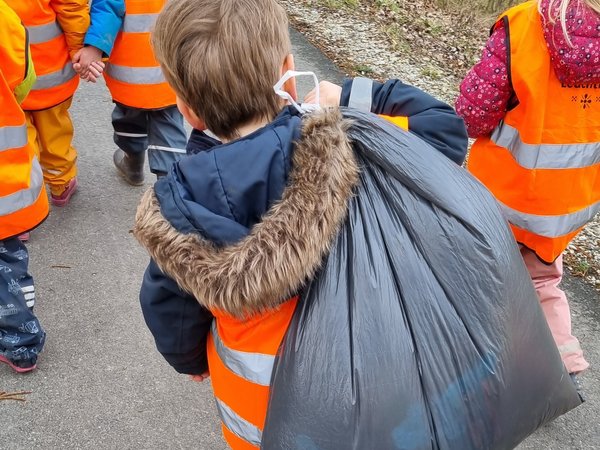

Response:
(113, 149), (145, 186)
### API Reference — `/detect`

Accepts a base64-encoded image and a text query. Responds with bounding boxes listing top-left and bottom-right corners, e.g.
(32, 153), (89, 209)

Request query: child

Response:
(72, 0), (125, 83)
(456, 0), (598, 377)
(0, 0), (49, 373)
(5, 0), (89, 207)
(102, 0), (187, 185)
(134, 0), (467, 448)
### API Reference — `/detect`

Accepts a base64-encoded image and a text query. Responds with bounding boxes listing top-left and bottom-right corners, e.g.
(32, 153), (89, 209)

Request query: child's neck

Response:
(220, 101), (288, 143)
(220, 117), (271, 143)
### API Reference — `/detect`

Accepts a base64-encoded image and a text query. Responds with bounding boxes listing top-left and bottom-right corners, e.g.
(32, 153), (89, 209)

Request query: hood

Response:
(134, 108), (359, 318)
(540, 0), (600, 84)
(153, 107), (302, 247)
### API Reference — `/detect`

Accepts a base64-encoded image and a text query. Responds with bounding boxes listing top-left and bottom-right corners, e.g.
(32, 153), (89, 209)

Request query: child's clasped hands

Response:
(72, 46), (105, 83)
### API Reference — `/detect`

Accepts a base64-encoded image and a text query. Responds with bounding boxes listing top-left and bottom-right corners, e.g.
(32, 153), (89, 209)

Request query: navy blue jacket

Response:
(139, 78), (468, 375)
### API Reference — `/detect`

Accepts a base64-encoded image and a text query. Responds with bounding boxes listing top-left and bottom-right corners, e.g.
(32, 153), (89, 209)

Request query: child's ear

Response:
(176, 96), (206, 130)
(281, 54), (297, 101)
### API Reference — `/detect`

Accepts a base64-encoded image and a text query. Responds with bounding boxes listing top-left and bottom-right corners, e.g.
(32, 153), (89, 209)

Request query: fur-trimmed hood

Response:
(134, 108), (358, 318)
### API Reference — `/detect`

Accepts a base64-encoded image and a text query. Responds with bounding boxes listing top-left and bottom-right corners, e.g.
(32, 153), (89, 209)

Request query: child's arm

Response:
(340, 78), (469, 165)
(140, 259), (214, 375)
(73, 0), (125, 82)
(455, 21), (513, 139)
(83, 0), (125, 58)
(50, 0), (90, 58)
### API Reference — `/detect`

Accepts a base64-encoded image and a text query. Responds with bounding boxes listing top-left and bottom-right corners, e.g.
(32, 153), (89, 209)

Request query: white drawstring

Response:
(273, 70), (321, 114)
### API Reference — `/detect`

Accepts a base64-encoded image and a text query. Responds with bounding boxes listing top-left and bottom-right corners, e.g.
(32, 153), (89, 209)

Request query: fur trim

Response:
(134, 108), (359, 318)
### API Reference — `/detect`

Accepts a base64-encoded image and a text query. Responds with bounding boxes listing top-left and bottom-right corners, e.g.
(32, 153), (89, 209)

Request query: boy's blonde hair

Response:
(152, 0), (291, 140)
(541, 0), (600, 46)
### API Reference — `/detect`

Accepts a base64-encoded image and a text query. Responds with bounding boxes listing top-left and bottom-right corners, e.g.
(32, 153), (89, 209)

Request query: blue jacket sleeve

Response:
(83, 0), (125, 56)
(140, 259), (213, 375)
(340, 78), (468, 165)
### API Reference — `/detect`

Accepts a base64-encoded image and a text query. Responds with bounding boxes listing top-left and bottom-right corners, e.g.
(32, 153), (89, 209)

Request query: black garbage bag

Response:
(261, 109), (581, 450)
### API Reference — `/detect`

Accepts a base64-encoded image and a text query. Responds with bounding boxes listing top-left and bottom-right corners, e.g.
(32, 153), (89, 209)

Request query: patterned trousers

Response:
(0, 238), (45, 367)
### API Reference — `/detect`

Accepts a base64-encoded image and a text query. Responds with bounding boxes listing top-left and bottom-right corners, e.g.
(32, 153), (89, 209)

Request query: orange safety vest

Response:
(207, 298), (298, 450)
(105, 0), (176, 109)
(0, 2), (49, 239)
(5, 0), (80, 111)
(467, 0), (600, 264)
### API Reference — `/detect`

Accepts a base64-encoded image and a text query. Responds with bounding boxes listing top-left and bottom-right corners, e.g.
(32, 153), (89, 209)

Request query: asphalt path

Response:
(1, 29), (598, 450)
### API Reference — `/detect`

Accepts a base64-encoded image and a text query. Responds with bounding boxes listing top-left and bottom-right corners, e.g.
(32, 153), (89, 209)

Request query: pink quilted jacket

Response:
(456, 0), (600, 138)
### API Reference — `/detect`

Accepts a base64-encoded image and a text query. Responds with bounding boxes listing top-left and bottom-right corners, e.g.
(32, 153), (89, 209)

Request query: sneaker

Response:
(51, 177), (78, 207)
(18, 232), (30, 242)
(113, 149), (145, 186)
(569, 372), (585, 402)
(0, 354), (36, 373)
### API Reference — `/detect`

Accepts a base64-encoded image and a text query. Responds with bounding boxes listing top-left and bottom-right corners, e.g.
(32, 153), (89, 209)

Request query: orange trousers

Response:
(25, 98), (77, 196)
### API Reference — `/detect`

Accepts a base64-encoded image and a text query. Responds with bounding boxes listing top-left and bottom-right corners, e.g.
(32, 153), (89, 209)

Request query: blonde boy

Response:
(135, 0), (467, 448)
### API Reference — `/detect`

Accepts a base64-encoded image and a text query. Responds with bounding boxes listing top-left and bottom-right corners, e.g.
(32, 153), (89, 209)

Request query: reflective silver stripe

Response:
(347, 77), (373, 112)
(105, 64), (165, 85)
(500, 200), (600, 238)
(115, 132), (148, 138)
(215, 398), (262, 447)
(147, 145), (187, 154)
(0, 157), (44, 216)
(211, 322), (274, 386)
(0, 125), (28, 152)
(558, 342), (583, 354)
(27, 21), (62, 44)
(491, 121), (600, 169)
(32, 63), (76, 91)
(123, 14), (158, 33)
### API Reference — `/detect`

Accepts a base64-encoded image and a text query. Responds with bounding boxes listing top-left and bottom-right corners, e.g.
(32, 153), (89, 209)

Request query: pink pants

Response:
(521, 247), (589, 374)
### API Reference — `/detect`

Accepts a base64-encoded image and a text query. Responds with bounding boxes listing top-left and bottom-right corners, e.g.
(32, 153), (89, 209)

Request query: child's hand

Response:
(74, 60), (105, 83)
(189, 371), (210, 382)
(80, 61), (105, 83)
(73, 46), (105, 82)
(304, 81), (342, 107)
